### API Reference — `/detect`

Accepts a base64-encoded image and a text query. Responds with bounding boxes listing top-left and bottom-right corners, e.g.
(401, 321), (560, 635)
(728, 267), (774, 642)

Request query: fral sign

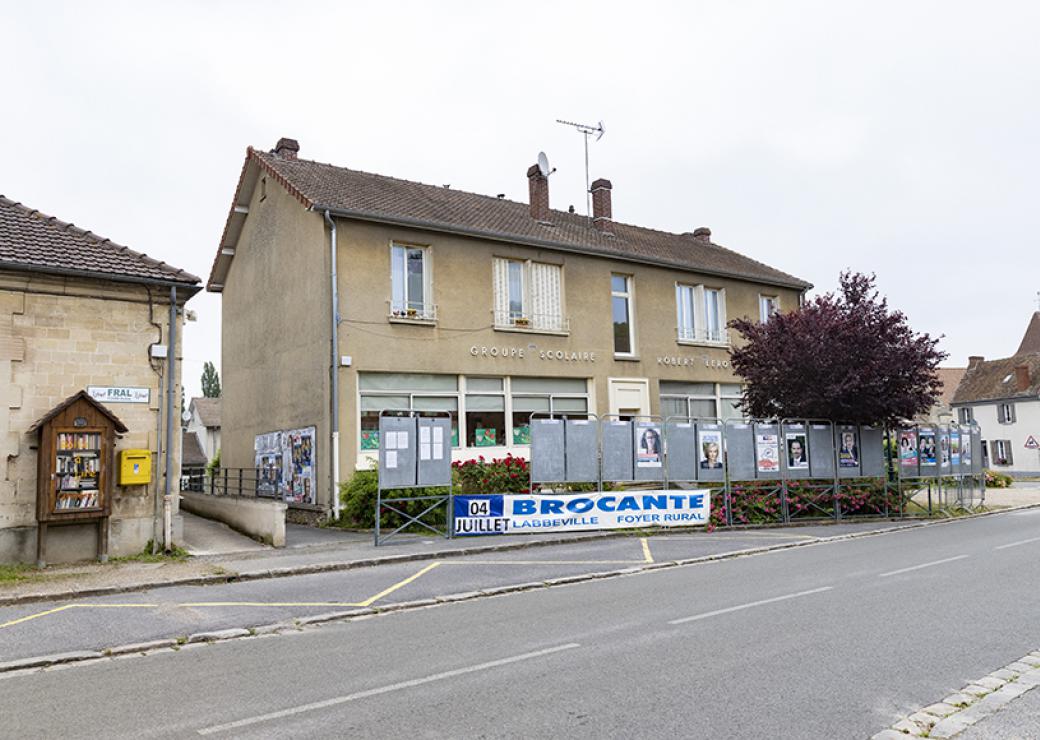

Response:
(453, 491), (710, 536)
(87, 386), (151, 404)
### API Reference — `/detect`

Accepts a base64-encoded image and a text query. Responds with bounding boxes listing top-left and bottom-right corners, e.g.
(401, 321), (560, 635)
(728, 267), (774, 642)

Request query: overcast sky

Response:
(4, 1), (1038, 398)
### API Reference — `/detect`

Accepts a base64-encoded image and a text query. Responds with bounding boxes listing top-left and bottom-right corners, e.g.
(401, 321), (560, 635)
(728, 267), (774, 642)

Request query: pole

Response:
(583, 131), (591, 220)
(325, 211), (342, 521)
(163, 286), (177, 552)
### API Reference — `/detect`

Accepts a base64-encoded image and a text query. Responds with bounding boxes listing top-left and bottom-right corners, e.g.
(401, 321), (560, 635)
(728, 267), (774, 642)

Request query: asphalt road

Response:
(3, 511), (1040, 739)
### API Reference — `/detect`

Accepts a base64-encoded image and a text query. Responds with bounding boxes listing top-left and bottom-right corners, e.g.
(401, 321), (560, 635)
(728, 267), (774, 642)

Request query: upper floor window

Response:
(612, 274), (634, 355)
(998, 402), (1016, 424)
(390, 243), (434, 320)
(675, 284), (727, 344)
(958, 407), (974, 425)
(759, 295), (779, 323)
(493, 258), (565, 332)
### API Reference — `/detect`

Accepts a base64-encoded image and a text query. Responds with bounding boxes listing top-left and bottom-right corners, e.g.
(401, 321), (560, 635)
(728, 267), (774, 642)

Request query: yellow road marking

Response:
(444, 559), (645, 566)
(641, 537), (654, 563)
(178, 602), (364, 608)
(0, 604), (76, 629)
(0, 603), (156, 630)
(357, 561), (442, 607)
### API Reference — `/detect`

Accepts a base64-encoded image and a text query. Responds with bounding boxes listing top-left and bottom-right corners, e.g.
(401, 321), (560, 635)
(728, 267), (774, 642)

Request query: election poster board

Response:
(453, 491), (710, 536)
(782, 424), (810, 477)
(918, 427), (938, 477)
(664, 420), (697, 482)
(809, 423), (836, 479)
(898, 429), (919, 477)
(837, 425), (861, 478)
(754, 424), (781, 478)
(634, 422), (664, 482)
(725, 422), (756, 481)
(254, 426), (317, 504)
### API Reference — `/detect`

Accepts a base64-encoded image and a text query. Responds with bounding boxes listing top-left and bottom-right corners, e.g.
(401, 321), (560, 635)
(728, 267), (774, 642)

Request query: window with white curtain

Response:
(676, 284), (696, 341)
(390, 243), (433, 319)
(493, 258), (564, 331)
(675, 283), (727, 344)
(759, 294), (779, 323)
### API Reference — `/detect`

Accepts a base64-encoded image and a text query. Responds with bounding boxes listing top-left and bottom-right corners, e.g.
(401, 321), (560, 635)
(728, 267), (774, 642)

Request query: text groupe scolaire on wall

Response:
(468, 345), (730, 368)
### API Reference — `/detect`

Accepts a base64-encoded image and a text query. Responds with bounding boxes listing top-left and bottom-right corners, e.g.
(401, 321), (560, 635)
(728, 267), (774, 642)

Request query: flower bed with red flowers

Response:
(453, 454), (530, 495)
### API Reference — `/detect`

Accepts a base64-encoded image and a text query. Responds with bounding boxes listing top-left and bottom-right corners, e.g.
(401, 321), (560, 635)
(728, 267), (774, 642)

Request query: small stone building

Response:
(0, 194), (200, 562)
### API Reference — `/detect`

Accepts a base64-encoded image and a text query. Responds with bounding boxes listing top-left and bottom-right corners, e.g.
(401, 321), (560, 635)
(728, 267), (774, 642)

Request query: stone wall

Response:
(0, 271), (187, 562)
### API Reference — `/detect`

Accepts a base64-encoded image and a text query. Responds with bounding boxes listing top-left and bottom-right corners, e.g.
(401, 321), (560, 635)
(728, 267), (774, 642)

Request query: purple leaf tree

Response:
(728, 272), (946, 425)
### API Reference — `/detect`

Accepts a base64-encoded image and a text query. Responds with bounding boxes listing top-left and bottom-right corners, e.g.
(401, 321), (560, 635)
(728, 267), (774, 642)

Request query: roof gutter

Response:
(0, 261), (203, 297)
(311, 205), (812, 292)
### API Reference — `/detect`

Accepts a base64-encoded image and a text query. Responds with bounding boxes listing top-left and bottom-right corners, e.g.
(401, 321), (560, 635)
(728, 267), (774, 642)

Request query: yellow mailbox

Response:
(119, 449), (151, 485)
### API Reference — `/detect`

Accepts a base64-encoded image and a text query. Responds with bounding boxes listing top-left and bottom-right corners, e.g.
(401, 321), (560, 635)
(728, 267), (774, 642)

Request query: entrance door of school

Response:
(608, 378), (650, 418)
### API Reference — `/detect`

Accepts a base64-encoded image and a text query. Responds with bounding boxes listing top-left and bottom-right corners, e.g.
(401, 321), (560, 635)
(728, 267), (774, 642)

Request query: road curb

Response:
(2, 501), (1036, 610)
(5, 504), (1038, 676)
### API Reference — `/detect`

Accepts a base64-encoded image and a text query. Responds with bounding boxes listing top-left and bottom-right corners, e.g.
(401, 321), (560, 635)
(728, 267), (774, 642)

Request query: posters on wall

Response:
(756, 431), (780, 474)
(254, 426), (317, 505)
(360, 430), (380, 450)
(939, 433), (951, 467)
(962, 433), (972, 466)
(786, 432), (809, 470)
(899, 430), (918, 466)
(838, 430), (860, 468)
(636, 424), (663, 467)
(474, 428), (497, 447)
(698, 429), (724, 469)
(950, 431), (961, 467)
(919, 430), (937, 466)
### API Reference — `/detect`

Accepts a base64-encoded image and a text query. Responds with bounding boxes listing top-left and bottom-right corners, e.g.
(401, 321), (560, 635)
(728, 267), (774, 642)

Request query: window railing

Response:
(388, 301), (437, 321)
(493, 309), (569, 333)
(677, 326), (729, 344)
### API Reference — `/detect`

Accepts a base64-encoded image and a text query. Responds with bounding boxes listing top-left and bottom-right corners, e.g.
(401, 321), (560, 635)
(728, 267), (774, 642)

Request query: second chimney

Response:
(968, 355), (985, 370)
(591, 178), (612, 233)
(274, 137), (300, 159)
(527, 164), (550, 223)
(1016, 364), (1031, 392)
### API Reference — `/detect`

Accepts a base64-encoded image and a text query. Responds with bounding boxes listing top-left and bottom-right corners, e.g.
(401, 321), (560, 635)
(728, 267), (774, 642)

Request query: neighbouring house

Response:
(186, 396), (221, 462)
(0, 194), (200, 562)
(951, 312), (1040, 476)
(207, 137), (811, 514)
(920, 366), (967, 423)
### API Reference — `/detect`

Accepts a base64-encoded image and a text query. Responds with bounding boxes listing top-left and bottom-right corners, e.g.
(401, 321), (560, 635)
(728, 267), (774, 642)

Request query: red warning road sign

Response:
(1025, 435), (1040, 450)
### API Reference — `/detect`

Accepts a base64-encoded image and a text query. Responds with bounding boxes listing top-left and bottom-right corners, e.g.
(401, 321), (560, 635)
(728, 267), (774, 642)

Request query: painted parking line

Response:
(641, 537), (654, 563)
(0, 561), (445, 632)
(878, 555), (968, 578)
(668, 586), (834, 625)
(443, 559), (644, 566)
(995, 536), (1040, 551)
(197, 642), (581, 735)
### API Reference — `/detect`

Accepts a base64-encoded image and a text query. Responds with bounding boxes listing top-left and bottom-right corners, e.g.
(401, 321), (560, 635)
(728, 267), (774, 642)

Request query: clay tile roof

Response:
(181, 430), (209, 467)
(952, 354), (1040, 404)
(190, 397), (221, 427)
(936, 367), (966, 406)
(1016, 312), (1040, 355)
(0, 195), (201, 289)
(210, 147), (811, 292)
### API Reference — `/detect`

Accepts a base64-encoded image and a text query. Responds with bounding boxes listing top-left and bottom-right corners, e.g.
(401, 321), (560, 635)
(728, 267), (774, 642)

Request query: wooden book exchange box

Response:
(29, 391), (128, 567)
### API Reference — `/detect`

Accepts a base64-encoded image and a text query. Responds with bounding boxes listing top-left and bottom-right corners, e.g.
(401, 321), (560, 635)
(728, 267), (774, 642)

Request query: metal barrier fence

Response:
(178, 467), (281, 498)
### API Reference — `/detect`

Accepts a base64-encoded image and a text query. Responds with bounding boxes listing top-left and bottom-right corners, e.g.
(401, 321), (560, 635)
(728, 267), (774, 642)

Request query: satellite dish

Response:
(537, 151), (550, 177)
(596, 121), (606, 141)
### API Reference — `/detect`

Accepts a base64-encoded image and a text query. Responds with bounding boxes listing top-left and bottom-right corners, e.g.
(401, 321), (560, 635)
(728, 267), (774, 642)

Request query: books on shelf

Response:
(57, 432), (101, 451)
(55, 491), (99, 510)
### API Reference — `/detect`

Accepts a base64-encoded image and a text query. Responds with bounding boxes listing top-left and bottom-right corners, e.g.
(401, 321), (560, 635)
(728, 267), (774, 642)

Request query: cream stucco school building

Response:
(209, 138), (811, 513)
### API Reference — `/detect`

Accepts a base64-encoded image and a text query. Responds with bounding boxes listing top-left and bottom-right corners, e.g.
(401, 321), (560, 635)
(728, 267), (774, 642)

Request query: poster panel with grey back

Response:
(860, 426), (885, 478)
(809, 423), (836, 479)
(633, 420), (664, 481)
(379, 415), (417, 488)
(938, 426), (952, 473)
(971, 428), (983, 475)
(416, 416), (452, 487)
(917, 425), (939, 478)
(781, 423), (811, 478)
(664, 420), (697, 482)
(564, 418), (598, 483)
(836, 424), (861, 478)
(530, 417), (565, 483)
(602, 419), (634, 482)
(950, 427), (966, 476)
(897, 428), (919, 478)
(696, 422), (726, 483)
(725, 421), (756, 482)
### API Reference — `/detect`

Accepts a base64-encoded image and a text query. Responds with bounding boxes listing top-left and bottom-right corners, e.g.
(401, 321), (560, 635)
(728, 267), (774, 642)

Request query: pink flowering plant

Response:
(452, 454), (530, 495)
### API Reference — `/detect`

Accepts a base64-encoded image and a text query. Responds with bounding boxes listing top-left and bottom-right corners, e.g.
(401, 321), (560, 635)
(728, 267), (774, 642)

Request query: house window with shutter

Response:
(493, 258), (566, 332)
(993, 439), (1014, 466)
(958, 407), (974, 424)
(998, 403), (1016, 424)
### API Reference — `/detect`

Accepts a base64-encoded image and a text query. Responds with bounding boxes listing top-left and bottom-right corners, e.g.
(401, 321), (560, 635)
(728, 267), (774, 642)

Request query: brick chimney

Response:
(692, 226), (712, 242)
(591, 178), (612, 233)
(527, 164), (550, 223)
(968, 355), (985, 370)
(1015, 364), (1031, 392)
(274, 137), (300, 160)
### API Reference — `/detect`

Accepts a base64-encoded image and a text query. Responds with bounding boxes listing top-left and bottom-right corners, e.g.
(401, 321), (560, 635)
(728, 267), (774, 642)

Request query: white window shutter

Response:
(493, 258), (509, 325)
(531, 262), (561, 330)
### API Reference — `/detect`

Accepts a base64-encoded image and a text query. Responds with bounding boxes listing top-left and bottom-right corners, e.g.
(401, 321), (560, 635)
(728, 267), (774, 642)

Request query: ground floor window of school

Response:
(359, 372), (589, 451)
(659, 381), (744, 421)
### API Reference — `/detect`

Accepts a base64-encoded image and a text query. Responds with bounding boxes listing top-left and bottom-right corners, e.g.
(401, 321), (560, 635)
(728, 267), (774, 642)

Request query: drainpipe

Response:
(164, 286), (177, 552)
(324, 210), (342, 520)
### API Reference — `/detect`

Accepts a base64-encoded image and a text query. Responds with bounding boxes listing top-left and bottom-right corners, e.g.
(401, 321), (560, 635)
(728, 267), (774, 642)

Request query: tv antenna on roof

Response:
(556, 119), (605, 219)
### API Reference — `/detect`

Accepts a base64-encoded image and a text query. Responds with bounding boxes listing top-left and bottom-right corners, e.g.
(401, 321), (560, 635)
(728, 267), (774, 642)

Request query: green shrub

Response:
(336, 469), (450, 530)
(985, 469), (1013, 488)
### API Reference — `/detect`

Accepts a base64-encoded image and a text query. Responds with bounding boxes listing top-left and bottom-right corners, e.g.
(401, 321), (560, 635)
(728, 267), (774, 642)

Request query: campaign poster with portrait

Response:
(950, 431), (961, 467)
(898, 430), (918, 466)
(939, 433), (951, 467)
(636, 424), (663, 468)
(919, 430), (937, 466)
(786, 433), (809, 470)
(838, 430), (860, 468)
(698, 429), (724, 470)
(286, 426), (316, 505)
(755, 432), (780, 474)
